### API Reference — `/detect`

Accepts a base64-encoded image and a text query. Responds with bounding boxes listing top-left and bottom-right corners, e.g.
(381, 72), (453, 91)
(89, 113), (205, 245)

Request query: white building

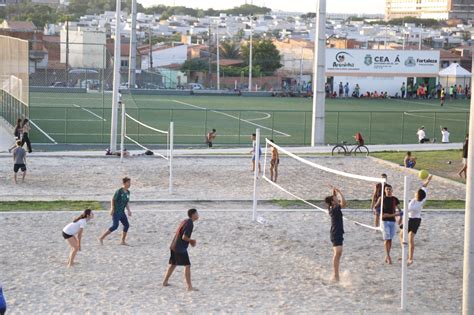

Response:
(140, 44), (188, 69)
(60, 27), (107, 69)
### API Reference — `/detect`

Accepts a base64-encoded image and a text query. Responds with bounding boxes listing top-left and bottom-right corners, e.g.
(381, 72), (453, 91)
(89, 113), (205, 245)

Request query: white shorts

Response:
(463, 158), (467, 165)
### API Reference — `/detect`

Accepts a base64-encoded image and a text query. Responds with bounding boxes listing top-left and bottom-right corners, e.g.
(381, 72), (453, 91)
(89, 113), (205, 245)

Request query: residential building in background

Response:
(386, 0), (474, 20)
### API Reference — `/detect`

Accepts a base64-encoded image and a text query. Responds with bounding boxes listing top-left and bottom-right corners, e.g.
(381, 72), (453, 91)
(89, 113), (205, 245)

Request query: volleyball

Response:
(419, 170), (429, 180)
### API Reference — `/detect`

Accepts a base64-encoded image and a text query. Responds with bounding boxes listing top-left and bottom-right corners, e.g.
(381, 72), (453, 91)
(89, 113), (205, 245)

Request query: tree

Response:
(5, 2), (59, 28)
(219, 40), (240, 59)
(241, 39), (282, 75)
(181, 59), (209, 72)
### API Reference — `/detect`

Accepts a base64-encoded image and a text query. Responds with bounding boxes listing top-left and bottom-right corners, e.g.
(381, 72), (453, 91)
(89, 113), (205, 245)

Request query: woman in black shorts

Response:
(62, 209), (94, 267)
(325, 187), (347, 282)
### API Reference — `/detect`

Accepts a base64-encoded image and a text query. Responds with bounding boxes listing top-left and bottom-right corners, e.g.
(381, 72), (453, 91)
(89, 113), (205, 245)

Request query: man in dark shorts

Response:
(269, 139), (279, 182)
(206, 129), (217, 148)
(163, 209), (199, 291)
(12, 140), (27, 184)
(325, 187), (347, 282)
(373, 184), (401, 264)
(399, 175), (432, 265)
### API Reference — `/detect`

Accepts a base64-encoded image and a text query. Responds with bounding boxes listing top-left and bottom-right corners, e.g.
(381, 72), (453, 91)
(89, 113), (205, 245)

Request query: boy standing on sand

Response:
(12, 140), (27, 184)
(163, 209), (200, 291)
(325, 187), (346, 282)
(269, 139), (279, 182)
(374, 185), (401, 264)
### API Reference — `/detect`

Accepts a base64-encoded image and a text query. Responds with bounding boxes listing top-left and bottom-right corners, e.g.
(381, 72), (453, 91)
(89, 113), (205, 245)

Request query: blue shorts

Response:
(382, 221), (396, 240)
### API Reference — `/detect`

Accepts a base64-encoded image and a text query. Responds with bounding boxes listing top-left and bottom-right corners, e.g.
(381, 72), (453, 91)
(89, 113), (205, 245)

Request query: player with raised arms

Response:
(325, 187), (347, 282)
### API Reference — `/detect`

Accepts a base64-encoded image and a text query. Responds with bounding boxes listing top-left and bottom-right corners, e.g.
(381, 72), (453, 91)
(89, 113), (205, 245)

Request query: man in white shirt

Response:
(417, 126), (430, 144)
(440, 126), (450, 143)
(399, 174), (433, 265)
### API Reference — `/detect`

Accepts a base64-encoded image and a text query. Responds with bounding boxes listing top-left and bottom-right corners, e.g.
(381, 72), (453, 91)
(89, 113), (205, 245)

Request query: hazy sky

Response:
(138, 0), (386, 14)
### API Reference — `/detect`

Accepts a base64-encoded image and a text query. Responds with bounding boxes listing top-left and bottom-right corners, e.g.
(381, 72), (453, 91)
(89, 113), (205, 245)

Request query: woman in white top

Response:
(62, 209), (94, 267)
(399, 175), (433, 265)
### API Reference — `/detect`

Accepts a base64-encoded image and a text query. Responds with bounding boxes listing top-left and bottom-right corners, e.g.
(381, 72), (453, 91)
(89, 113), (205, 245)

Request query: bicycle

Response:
(331, 141), (370, 156)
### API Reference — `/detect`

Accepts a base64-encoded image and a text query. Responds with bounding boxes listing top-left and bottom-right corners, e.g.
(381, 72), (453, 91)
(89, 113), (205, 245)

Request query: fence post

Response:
(466, 113), (469, 139)
(432, 112), (437, 141)
(65, 107), (68, 143)
(303, 111), (307, 145)
(336, 112), (340, 143)
(401, 113), (405, 144)
(204, 109), (208, 141)
(368, 112), (372, 144)
(238, 111), (241, 145)
(271, 111), (275, 140)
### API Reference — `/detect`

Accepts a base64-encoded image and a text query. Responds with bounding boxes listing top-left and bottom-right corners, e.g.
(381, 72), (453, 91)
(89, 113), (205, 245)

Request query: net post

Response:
(380, 181), (384, 229)
(252, 128), (260, 221)
(120, 102), (125, 163)
(169, 121), (174, 194)
(401, 176), (410, 310)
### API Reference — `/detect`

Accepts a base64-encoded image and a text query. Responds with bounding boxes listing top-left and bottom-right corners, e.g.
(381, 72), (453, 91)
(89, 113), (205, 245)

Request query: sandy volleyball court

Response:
(0, 205), (463, 313)
(0, 155), (465, 201)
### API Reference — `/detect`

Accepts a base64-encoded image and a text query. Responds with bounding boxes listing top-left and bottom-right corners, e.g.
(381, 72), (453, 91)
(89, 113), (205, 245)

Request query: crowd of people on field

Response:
(325, 81), (471, 100)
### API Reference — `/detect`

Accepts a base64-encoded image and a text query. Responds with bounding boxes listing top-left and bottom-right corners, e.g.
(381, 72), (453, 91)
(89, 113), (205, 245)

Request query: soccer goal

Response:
(119, 102), (174, 194)
(252, 128), (410, 310)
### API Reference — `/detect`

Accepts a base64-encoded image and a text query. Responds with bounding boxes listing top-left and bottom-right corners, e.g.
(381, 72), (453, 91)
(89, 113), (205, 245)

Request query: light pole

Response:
(128, 0), (137, 87)
(248, 16), (253, 92)
(216, 23), (220, 90)
(110, 0), (121, 151)
(311, 0), (326, 146)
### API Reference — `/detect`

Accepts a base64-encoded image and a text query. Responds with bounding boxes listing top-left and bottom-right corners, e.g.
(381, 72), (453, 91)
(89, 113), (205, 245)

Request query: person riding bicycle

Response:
(354, 132), (365, 146)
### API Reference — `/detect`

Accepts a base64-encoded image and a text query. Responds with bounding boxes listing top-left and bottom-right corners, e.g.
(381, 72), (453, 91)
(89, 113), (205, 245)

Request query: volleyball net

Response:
(119, 102), (174, 193)
(258, 138), (386, 231)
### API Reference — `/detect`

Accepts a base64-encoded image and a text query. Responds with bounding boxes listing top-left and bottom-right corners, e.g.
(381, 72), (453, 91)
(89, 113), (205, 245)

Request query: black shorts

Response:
(401, 218), (422, 234)
(62, 231), (73, 239)
(271, 159), (280, 166)
(331, 233), (344, 247)
(169, 249), (191, 266)
(14, 164), (26, 173)
(208, 142), (213, 148)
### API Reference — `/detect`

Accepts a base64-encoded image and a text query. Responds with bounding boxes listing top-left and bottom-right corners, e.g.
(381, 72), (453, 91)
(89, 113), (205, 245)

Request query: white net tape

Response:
(124, 112), (170, 160)
(262, 139), (385, 231)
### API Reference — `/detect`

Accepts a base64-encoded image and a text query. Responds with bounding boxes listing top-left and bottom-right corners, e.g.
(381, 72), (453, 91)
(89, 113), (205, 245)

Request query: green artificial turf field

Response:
(28, 91), (470, 146)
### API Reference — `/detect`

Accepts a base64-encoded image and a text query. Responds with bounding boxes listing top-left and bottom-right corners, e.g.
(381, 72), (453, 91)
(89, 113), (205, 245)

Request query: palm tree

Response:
(219, 40), (241, 59)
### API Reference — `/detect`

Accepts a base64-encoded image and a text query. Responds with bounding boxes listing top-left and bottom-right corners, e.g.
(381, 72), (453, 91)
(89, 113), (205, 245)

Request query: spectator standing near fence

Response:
(20, 119), (32, 153)
(400, 83), (406, 99)
(440, 127), (450, 143)
(338, 82), (343, 98)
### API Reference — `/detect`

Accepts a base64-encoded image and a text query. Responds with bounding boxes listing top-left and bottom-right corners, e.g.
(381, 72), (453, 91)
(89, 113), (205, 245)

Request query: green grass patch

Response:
(372, 150), (465, 183)
(271, 199), (465, 209)
(0, 201), (105, 212)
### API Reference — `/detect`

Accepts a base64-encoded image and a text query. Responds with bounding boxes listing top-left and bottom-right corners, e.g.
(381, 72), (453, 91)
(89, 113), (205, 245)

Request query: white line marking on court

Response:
(246, 111), (272, 122)
(403, 111), (467, 122)
(73, 104), (106, 121)
(172, 100), (291, 137)
(29, 120), (57, 144)
(389, 98), (469, 111)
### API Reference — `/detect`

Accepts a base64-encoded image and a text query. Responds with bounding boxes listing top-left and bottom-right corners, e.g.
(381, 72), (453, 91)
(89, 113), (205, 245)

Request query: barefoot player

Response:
(269, 139), (279, 182)
(399, 175), (433, 265)
(163, 209), (200, 291)
(325, 187), (346, 282)
(374, 184), (401, 264)
(99, 177), (132, 245)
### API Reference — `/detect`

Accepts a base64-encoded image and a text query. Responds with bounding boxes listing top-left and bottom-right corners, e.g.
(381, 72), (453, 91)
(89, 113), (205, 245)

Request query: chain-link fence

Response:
(27, 106), (469, 147)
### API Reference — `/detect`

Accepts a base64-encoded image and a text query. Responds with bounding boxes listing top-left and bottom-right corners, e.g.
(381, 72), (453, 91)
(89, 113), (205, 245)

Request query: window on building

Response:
(121, 60), (129, 67)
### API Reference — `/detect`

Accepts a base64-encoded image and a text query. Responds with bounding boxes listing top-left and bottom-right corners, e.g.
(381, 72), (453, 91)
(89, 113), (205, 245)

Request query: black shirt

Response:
(382, 196), (400, 222)
(170, 219), (194, 253)
(329, 204), (344, 237)
(463, 140), (469, 159)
